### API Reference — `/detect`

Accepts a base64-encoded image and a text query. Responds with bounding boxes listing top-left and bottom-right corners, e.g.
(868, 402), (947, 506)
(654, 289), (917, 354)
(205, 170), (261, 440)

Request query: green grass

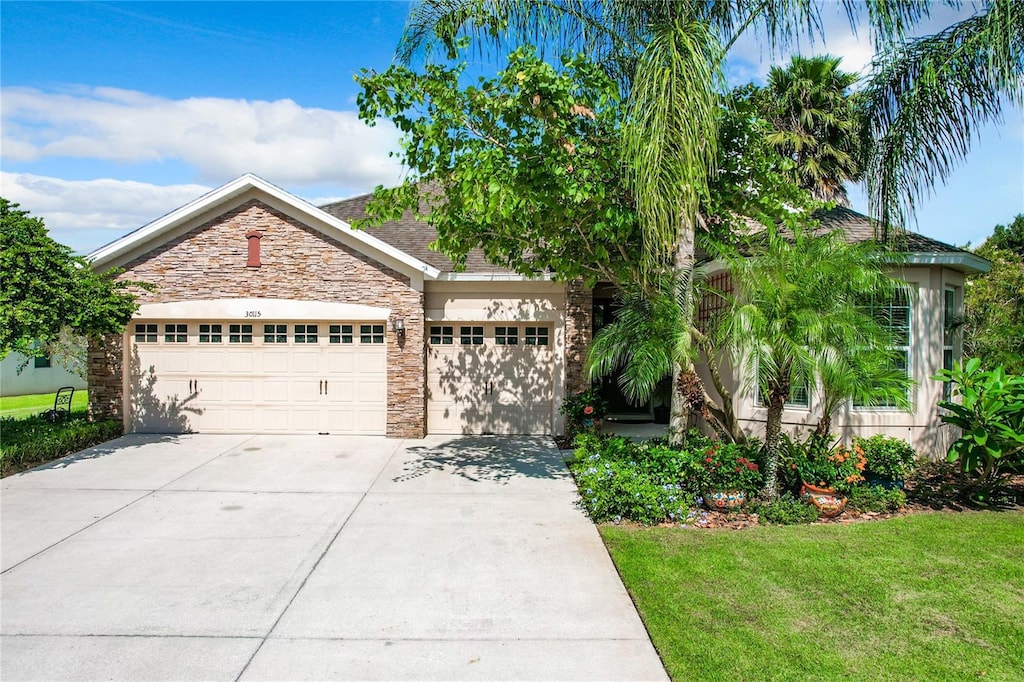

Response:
(0, 390), (88, 419)
(602, 513), (1024, 681)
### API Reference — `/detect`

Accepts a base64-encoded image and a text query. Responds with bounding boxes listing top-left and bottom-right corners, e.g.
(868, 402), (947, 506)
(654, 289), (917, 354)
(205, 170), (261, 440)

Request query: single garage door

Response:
(128, 320), (387, 434)
(427, 323), (553, 435)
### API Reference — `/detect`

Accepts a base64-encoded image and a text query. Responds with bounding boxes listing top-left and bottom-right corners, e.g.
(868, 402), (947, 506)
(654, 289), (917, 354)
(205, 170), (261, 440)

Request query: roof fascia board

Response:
(903, 252), (990, 274)
(87, 174), (441, 281)
(435, 272), (554, 282)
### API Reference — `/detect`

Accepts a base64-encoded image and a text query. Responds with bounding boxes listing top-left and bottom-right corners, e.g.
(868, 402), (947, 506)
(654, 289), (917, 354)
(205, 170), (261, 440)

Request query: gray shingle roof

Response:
(319, 192), (511, 275)
(814, 206), (968, 254)
(320, 191), (978, 275)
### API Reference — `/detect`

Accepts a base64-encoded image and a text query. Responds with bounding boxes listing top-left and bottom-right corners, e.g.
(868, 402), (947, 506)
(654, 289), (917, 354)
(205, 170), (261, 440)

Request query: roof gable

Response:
(87, 174), (441, 281)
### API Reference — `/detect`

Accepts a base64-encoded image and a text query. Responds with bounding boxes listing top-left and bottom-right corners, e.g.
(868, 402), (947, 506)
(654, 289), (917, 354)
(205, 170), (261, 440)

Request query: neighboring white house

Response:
(0, 352), (87, 397)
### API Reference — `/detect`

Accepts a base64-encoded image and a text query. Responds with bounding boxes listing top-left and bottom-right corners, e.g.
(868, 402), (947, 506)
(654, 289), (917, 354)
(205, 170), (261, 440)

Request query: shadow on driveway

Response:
(395, 435), (567, 485)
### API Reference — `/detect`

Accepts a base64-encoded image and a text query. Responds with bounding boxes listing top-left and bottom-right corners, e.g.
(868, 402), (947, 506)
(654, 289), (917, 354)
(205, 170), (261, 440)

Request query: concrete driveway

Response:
(1, 434), (666, 681)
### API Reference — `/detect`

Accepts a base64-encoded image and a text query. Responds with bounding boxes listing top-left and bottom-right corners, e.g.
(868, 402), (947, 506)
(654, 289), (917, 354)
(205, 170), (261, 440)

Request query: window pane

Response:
(460, 326), (483, 345)
(135, 323), (157, 343)
(264, 324), (287, 343)
(165, 323), (187, 343)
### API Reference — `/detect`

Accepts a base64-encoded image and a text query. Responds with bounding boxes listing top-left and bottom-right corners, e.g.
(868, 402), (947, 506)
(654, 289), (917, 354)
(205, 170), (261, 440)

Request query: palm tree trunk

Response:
(667, 230), (696, 446)
(761, 393), (787, 500)
(668, 360), (688, 446)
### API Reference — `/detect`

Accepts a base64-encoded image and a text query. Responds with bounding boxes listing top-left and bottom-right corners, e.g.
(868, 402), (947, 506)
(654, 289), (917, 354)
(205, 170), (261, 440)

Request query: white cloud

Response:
(1, 172), (211, 232)
(0, 172), (379, 254)
(1, 86), (405, 188)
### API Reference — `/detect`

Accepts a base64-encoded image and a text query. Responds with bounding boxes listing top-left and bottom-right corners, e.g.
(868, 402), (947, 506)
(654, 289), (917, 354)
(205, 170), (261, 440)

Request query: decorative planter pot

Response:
(800, 482), (847, 518)
(704, 490), (747, 510)
(865, 474), (905, 490)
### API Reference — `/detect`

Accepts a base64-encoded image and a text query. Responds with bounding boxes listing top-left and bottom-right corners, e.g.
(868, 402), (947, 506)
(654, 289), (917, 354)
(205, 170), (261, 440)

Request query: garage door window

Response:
(495, 326), (519, 345)
(199, 324), (222, 343)
(361, 324), (385, 344)
(429, 326), (454, 345)
(135, 323), (158, 343)
(294, 324), (319, 343)
(229, 324), (253, 343)
(264, 324), (287, 343)
(329, 324), (353, 344)
(164, 324), (188, 343)
(524, 327), (549, 346)
(460, 326), (484, 345)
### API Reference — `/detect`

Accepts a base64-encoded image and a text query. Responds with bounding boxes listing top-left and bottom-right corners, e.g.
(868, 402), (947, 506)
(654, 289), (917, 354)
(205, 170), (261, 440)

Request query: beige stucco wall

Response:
(695, 265), (965, 458)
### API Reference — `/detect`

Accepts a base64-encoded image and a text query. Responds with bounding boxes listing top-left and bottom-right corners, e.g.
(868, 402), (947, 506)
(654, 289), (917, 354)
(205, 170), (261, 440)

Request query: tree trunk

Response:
(668, 361), (688, 446)
(667, 230), (696, 447)
(761, 392), (787, 500)
(814, 413), (831, 440)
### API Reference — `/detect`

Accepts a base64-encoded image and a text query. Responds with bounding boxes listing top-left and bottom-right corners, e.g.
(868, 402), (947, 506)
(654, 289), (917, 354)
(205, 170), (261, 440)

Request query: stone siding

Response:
(87, 334), (124, 422)
(564, 279), (593, 397)
(89, 199), (426, 438)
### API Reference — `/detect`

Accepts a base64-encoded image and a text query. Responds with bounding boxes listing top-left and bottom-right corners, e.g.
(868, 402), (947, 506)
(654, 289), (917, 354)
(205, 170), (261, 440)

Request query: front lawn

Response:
(0, 389), (89, 420)
(602, 513), (1024, 681)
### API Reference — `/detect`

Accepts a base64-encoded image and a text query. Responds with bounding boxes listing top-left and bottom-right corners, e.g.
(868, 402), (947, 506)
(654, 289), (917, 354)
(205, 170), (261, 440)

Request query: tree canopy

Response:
(964, 214), (1024, 374)
(0, 199), (141, 358)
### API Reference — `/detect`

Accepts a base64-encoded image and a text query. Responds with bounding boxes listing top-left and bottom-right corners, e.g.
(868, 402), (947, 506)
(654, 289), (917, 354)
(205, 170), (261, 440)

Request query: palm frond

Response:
(862, 0), (1024, 239)
(621, 17), (722, 277)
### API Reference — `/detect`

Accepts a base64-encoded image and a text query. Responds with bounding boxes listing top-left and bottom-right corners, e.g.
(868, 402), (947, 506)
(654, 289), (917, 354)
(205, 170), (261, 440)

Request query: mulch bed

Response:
(667, 463), (1024, 530)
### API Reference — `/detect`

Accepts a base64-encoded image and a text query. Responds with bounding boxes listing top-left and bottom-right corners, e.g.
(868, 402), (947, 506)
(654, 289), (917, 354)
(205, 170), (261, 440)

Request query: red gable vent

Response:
(246, 231), (262, 267)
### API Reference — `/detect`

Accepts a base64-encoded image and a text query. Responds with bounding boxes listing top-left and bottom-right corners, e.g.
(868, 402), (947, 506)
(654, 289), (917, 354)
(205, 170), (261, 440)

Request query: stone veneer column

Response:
(386, 294), (427, 438)
(564, 279), (593, 397)
(87, 334), (124, 421)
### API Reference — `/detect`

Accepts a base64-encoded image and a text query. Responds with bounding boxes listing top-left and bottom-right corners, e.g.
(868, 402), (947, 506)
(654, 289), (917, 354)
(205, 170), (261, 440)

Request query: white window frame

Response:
(854, 290), (912, 411)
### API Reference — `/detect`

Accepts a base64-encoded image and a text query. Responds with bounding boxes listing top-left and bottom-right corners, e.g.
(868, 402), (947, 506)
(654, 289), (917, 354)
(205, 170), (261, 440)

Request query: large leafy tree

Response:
(964, 215), (1024, 374)
(759, 54), (863, 206)
(0, 199), (140, 359)
(721, 224), (908, 498)
(357, 47), (640, 285)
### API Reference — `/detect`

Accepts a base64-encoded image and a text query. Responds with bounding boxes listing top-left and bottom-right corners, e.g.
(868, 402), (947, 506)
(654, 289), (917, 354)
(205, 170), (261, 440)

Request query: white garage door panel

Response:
(128, 320), (387, 435)
(426, 332), (553, 435)
(226, 352), (254, 373)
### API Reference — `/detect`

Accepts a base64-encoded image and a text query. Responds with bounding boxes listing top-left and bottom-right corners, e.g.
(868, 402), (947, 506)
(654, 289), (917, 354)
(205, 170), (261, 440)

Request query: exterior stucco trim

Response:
(133, 298), (391, 321)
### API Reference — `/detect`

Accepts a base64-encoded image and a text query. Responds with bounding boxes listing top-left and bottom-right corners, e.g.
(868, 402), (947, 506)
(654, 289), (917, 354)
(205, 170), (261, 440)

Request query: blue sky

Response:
(2, 1), (1022, 254)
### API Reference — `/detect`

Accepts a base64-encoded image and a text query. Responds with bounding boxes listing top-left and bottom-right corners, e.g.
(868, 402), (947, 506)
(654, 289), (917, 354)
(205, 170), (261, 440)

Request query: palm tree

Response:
(723, 223), (905, 498)
(761, 54), (863, 206)
(586, 275), (744, 443)
(862, 0), (1024, 237)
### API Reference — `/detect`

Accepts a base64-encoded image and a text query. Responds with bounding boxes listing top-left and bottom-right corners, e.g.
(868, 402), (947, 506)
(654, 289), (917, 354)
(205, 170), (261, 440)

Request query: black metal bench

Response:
(42, 386), (75, 422)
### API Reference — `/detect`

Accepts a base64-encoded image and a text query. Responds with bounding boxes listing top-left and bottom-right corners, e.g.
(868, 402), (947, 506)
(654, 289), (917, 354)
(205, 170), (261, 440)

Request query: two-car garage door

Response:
(128, 320), (386, 434)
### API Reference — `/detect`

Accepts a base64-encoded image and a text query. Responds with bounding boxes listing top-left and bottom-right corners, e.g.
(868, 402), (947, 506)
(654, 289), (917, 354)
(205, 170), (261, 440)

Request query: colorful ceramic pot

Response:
(800, 482), (847, 517)
(705, 490), (747, 510)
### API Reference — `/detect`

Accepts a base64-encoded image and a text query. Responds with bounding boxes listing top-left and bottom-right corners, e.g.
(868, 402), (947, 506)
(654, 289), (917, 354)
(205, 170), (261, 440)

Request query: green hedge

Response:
(1, 414), (123, 476)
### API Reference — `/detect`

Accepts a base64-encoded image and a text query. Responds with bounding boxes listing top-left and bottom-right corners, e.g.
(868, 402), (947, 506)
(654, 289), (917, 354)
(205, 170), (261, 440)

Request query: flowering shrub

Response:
(854, 434), (918, 481)
(560, 387), (609, 441)
(697, 442), (763, 493)
(569, 434), (696, 524)
(785, 433), (867, 493)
